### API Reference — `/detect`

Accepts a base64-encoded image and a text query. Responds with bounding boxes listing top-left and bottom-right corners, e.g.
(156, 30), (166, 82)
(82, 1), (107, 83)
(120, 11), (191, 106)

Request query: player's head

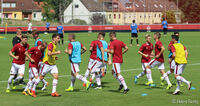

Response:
(39, 42), (47, 51)
(16, 27), (22, 36)
(59, 22), (62, 25)
(154, 32), (161, 40)
(132, 20), (135, 23)
(28, 19), (30, 22)
(174, 32), (179, 37)
(21, 35), (28, 45)
(109, 32), (116, 40)
(52, 34), (60, 44)
(163, 18), (166, 21)
(68, 33), (75, 41)
(32, 30), (39, 39)
(98, 32), (105, 40)
(145, 34), (151, 43)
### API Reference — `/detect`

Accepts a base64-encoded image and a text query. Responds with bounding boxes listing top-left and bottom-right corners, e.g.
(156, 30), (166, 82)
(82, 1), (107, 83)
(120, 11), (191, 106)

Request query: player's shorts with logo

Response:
(174, 64), (186, 75)
(10, 63), (25, 75)
(148, 59), (165, 70)
(59, 34), (64, 38)
(90, 60), (104, 73)
(87, 58), (95, 69)
(38, 61), (44, 74)
(29, 67), (39, 79)
(40, 64), (58, 76)
(170, 60), (176, 69)
(70, 62), (80, 74)
(112, 63), (121, 74)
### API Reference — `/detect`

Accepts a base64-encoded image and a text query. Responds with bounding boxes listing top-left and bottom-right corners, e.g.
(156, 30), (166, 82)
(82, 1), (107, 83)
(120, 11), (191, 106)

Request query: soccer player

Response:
(57, 23), (64, 45)
(6, 35), (29, 93)
(130, 20), (139, 47)
(107, 32), (129, 94)
(83, 32), (104, 86)
(31, 34), (61, 97)
(23, 42), (47, 96)
(145, 32), (172, 89)
(162, 18), (168, 36)
(134, 34), (154, 84)
(12, 27), (22, 46)
(171, 36), (192, 95)
(32, 30), (49, 90)
(65, 33), (91, 92)
(46, 21), (50, 34)
(27, 20), (32, 35)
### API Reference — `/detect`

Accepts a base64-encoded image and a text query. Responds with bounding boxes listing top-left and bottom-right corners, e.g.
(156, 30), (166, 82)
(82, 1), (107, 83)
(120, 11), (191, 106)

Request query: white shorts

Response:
(29, 67), (39, 79)
(170, 60), (176, 69)
(174, 64), (186, 75)
(148, 59), (165, 70)
(41, 64), (58, 76)
(10, 63), (25, 75)
(87, 58), (95, 69)
(71, 63), (80, 74)
(112, 63), (121, 74)
(38, 61), (44, 74)
(90, 60), (104, 73)
(142, 63), (149, 71)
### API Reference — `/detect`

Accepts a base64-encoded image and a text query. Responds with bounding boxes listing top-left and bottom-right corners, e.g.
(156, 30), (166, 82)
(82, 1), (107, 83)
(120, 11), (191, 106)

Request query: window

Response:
(154, 14), (156, 17)
(11, 3), (16, 8)
(114, 14), (116, 19)
(4, 14), (9, 18)
(109, 14), (111, 19)
(119, 14), (120, 19)
(159, 14), (161, 18)
(75, 4), (79, 8)
(14, 14), (16, 18)
(33, 13), (36, 18)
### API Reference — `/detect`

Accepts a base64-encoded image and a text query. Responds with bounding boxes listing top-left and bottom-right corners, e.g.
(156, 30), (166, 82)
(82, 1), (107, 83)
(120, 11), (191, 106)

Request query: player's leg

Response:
(91, 61), (103, 89)
(13, 64), (25, 85)
(50, 65), (61, 97)
(135, 34), (139, 46)
(130, 33), (134, 46)
(39, 62), (48, 90)
(135, 63), (147, 84)
(6, 63), (18, 92)
(145, 60), (155, 86)
(23, 68), (35, 95)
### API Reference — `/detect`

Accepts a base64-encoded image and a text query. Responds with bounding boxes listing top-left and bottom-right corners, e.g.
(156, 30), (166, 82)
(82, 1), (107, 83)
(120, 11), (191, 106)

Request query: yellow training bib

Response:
(43, 42), (57, 65)
(173, 43), (187, 64)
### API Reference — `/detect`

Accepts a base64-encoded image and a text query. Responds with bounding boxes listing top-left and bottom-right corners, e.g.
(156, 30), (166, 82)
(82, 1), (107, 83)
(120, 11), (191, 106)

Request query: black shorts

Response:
(163, 28), (168, 32)
(46, 27), (49, 30)
(28, 31), (32, 34)
(59, 34), (64, 38)
(131, 33), (138, 38)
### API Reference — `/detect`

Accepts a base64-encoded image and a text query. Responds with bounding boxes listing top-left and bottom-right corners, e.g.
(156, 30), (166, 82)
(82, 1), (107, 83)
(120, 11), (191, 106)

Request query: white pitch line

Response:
(0, 62), (199, 83)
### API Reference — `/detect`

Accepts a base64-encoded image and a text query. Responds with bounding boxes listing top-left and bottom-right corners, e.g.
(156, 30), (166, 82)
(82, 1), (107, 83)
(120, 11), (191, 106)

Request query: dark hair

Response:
(171, 35), (176, 39)
(109, 32), (116, 37)
(132, 20), (135, 23)
(163, 18), (165, 20)
(154, 32), (161, 39)
(21, 35), (28, 39)
(174, 35), (179, 41)
(174, 32), (179, 35)
(32, 30), (39, 36)
(99, 32), (105, 38)
(52, 34), (59, 39)
(41, 42), (47, 47)
(69, 33), (75, 39)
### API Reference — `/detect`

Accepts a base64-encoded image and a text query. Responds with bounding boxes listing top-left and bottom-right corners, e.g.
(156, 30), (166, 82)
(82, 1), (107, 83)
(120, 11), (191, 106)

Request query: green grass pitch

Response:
(0, 32), (200, 106)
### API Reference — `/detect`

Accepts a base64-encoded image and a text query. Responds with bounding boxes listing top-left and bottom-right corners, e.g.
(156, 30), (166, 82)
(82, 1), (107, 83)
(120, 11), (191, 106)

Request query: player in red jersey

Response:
(83, 32), (104, 86)
(146, 32), (172, 89)
(23, 42), (47, 96)
(6, 35), (29, 93)
(134, 34), (154, 84)
(107, 32), (129, 94)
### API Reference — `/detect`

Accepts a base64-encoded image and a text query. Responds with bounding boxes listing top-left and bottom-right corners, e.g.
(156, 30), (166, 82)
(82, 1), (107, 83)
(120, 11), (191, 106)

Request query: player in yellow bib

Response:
(171, 35), (192, 95)
(31, 34), (62, 97)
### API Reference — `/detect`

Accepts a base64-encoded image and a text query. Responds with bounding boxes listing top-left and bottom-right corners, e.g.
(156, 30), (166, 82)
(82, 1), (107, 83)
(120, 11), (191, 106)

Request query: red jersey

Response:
(11, 43), (29, 65)
(168, 41), (173, 48)
(139, 43), (153, 63)
(28, 47), (42, 68)
(155, 40), (164, 62)
(109, 40), (126, 63)
(89, 40), (103, 60)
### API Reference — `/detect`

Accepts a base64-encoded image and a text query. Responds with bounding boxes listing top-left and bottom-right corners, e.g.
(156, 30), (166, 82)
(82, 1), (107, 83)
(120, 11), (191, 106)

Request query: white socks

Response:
(7, 75), (15, 89)
(146, 68), (153, 82)
(176, 80), (181, 90)
(176, 76), (189, 85)
(84, 69), (90, 78)
(137, 71), (145, 78)
(166, 70), (171, 76)
(52, 79), (58, 93)
(24, 79), (32, 91)
(96, 74), (101, 86)
(76, 74), (88, 83)
(14, 76), (23, 83)
(70, 76), (76, 87)
(113, 74), (122, 85)
(42, 79), (47, 85)
(118, 75), (128, 90)
(32, 78), (40, 91)
(163, 73), (172, 85)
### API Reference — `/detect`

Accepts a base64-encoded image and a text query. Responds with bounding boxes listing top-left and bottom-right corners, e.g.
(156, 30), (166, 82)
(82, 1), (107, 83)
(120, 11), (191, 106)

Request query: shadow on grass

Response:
(166, 91), (183, 95)
(107, 90), (121, 94)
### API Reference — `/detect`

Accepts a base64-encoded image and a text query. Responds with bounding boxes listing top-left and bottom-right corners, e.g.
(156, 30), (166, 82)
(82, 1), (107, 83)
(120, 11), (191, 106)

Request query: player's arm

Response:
(9, 51), (19, 60)
(122, 46), (128, 54)
(25, 51), (35, 63)
(64, 48), (72, 55)
(156, 46), (165, 58)
(81, 46), (87, 55)
(62, 27), (64, 34)
(100, 46), (105, 62)
(108, 53), (112, 65)
(48, 50), (61, 56)
(184, 46), (188, 59)
(138, 51), (148, 57)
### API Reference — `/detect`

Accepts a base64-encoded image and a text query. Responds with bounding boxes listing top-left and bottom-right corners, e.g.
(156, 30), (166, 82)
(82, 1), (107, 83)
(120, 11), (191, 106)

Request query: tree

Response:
(161, 11), (176, 24)
(90, 13), (107, 25)
(169, 0), (200, 23)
